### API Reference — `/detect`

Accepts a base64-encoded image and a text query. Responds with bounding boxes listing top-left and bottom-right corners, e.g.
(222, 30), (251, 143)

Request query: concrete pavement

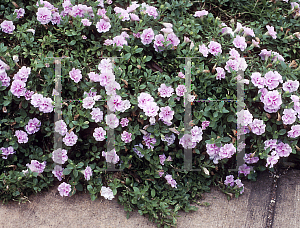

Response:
(0, 170), (299, 228)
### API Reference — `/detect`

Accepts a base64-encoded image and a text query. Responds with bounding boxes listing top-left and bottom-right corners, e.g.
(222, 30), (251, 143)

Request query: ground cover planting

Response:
(0, 0), (300, 227)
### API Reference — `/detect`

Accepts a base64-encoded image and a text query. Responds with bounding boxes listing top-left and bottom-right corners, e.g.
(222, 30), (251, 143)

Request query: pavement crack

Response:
(265, 166), (291, 228)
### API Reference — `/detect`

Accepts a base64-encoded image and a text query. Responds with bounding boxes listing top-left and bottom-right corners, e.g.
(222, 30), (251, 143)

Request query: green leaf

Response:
(76, 183), (83, 191)
(266, 125), (272, 133)
(218, 102), (224, 109)
(222, 137), (231, 142)
(145, 56), (152, 62)
(278, 129), (286, 135)
(222, 107), (229, 113)
(135, 48), (143, 53)
(63, 168), (72, 175)
(87, 185), (93, 192)
(139, 84), (146, 89)
(151, 189), (155, 197)
(124, 53), (131, 61)
(280, 60), (287, 70)
(91, 194), (97, 201)
(227, 115), (235, 122)
(69, 40), (76, 46)
(73, 169), (78, 178)
(174, 114), (182, 120)
(3, 100), (10, 106)
(13, 191), (20, 196)
(133, 187), (140, 194)
(77, 162), (84, 168)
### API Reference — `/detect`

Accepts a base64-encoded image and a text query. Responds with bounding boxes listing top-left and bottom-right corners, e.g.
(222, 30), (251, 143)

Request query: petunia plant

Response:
(0, 0), (300, 227)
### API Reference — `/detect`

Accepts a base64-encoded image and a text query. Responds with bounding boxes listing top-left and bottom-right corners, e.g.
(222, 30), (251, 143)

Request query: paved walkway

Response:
(0, 169), (299, 228)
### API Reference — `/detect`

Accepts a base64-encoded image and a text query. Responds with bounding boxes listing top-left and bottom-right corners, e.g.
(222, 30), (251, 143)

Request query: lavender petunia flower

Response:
(15, 130), (28, 143)
(105, 114), (119, 129)
(36, 7), (52, 24)
(121, 131), (132, 143)
(283, 80), (299, 93)
(249, 119), (266, 135)
(1, 20), (15, 34)
(52, 165), (64, 181)
(63, 131), (78, 146)
(120, 118), (129, 127)
(93, 127), (106, 141)
(25, 118), (41, 134)
(140, 28), (155, 45)
(52, 148), (68, 164)
(10, 80), (26, 98)
(84, 166), (93, 181)
(208, 41), (222, 56)
(69, 68), (82, 83)
(57, 182), (71, 197)
(96, 19), (111, 33)
(233, 35), (247, 51)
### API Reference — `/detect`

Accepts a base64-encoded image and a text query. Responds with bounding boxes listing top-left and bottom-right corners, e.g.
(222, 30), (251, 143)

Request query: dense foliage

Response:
(0, 0), (300, 227)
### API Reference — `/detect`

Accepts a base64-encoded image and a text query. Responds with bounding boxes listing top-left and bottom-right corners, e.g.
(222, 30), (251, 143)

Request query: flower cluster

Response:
(161, 134), (176, 146)
(237, 109), (266, 135)
(159, 154), (172, 165)
(206, 143), (236, 164)
(36, 1), (61, 25)
(104, 31), (129, 48)
(179, 126), (203, 149)
(221, 21), (255, 38)
(224, 175), (244, 194)
(143, 133), (157, 150)
(158, 84), (174, 98)
(138, 92), (159, 122)
(30, 93), (54, 113)
(140, 23), (180, 52)
(259, 49), (284, 62)
(264, 139), (292, 168)
(225, 48), (248, 74)
(10, 66), (31, 98)
(199, 41), (222, 57)
(243, 153), (259, 164)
